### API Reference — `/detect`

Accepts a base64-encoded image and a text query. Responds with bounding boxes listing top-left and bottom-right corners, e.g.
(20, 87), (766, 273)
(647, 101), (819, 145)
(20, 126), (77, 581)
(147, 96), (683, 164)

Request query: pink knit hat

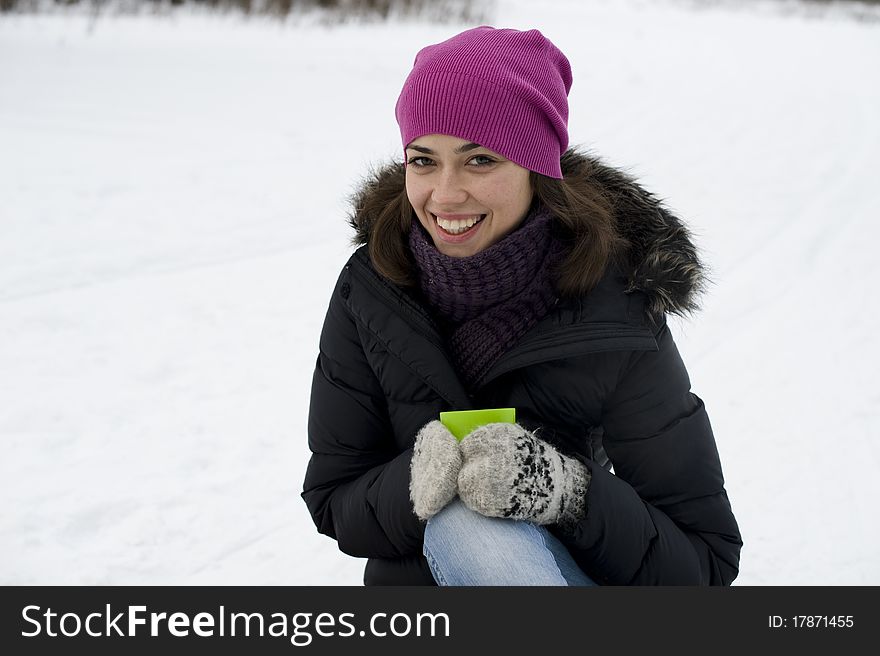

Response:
(395, 26), (572, 179)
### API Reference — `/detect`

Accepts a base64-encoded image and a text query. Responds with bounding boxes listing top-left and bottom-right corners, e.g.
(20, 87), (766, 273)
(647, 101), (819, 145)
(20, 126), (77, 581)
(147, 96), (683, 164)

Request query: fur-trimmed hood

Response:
(348, 149), (706, 318)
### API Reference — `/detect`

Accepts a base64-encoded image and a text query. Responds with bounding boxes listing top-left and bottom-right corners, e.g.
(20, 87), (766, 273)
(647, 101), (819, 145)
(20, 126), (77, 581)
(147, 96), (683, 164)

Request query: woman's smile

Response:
(431, 212), (487, 241)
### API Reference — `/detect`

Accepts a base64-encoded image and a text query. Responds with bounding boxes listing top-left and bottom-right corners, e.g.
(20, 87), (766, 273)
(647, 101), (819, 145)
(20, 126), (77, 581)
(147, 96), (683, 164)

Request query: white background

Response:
(1, 0), (878, 584)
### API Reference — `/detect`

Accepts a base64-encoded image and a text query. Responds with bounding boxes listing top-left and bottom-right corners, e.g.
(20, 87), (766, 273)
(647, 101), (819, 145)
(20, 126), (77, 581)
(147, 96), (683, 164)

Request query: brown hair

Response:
(357, 148), (629, 298)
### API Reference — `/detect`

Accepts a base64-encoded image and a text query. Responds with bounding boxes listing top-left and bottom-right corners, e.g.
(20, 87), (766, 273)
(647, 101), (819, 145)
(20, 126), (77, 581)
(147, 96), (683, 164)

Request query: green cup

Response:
(439, 408), (516, 441)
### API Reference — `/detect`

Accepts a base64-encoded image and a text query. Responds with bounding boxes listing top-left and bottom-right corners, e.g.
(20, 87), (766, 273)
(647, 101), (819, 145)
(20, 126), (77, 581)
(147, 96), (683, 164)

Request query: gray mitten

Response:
(409, 420), (463, 521)
(458, 422), (590, 529)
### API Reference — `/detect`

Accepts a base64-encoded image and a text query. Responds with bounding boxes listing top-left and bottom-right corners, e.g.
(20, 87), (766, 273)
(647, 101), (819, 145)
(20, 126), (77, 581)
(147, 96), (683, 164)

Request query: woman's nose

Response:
(431, 169), (468, 206)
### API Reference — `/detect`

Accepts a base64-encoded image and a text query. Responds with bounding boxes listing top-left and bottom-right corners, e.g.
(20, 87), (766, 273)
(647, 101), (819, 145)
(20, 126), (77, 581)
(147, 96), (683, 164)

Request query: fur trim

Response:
(347, 149), (706, 318)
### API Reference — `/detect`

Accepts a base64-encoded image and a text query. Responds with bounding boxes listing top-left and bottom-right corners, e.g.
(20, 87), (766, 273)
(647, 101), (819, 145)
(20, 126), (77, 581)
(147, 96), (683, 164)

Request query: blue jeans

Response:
(423, 498), (598, 586)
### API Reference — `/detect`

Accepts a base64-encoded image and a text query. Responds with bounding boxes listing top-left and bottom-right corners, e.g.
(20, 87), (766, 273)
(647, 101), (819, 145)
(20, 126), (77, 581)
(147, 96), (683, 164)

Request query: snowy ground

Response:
(1, 0), (878, 585)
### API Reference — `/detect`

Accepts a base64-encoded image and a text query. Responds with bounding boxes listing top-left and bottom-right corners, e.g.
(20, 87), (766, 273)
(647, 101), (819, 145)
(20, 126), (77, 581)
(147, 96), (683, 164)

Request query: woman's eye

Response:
(468, 155), (496, 167)
(407, 156), (433, 167)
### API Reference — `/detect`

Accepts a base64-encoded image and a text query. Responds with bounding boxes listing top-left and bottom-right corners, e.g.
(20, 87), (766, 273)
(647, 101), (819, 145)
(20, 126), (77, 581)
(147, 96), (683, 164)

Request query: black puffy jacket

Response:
(302, 152), (742, 585)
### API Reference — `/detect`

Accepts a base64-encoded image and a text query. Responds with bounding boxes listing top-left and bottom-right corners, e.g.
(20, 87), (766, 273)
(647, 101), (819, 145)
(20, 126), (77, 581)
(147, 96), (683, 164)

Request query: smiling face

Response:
(404, 134), (534, 258)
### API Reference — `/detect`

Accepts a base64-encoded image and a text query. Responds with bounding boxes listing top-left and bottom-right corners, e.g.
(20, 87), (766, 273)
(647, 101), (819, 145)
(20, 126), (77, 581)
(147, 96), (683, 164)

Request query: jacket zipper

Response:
(476, 323), (658, 389)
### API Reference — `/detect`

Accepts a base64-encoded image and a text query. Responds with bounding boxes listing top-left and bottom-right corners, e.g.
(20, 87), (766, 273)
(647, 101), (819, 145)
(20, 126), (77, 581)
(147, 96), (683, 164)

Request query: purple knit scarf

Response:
(408, 205), (563, 389)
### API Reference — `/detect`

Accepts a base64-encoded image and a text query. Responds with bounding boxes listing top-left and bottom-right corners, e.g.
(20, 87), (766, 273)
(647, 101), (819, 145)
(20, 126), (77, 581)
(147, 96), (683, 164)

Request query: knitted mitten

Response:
(458, 422), (590, 530)
(409, 420), (463, 521)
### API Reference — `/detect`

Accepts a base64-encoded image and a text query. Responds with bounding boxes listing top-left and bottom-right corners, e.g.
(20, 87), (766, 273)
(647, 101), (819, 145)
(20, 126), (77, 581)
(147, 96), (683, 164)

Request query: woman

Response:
(302, 26), (742, 585)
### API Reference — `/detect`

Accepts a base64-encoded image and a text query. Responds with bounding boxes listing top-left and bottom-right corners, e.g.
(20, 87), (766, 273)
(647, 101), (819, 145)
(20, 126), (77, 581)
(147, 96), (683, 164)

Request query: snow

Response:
(1, 0), (878, 586)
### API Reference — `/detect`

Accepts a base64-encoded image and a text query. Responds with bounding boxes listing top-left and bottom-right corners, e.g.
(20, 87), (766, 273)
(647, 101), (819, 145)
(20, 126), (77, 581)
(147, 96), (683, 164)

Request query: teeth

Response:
(434, 214), (483, 235)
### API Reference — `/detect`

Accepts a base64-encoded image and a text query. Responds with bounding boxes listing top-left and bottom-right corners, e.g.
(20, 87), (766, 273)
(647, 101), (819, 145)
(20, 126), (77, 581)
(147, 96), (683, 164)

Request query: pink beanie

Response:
(395, 26), (572, 179)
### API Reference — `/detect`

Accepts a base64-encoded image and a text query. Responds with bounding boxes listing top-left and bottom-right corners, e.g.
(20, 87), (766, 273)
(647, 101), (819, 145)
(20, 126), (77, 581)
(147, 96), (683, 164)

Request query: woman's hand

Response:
(458, 423), (590, 529)
(409, 420), (463, 521)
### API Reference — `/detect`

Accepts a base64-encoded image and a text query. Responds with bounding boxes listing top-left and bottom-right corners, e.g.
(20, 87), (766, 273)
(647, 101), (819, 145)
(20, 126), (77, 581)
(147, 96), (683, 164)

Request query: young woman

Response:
(302, 26), (742, 585)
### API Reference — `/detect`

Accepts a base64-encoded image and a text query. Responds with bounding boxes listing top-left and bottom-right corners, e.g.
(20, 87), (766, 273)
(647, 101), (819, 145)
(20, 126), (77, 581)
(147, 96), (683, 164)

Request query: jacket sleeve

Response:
(301, 267), (425, 559)
(566, 321), (742, 585)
